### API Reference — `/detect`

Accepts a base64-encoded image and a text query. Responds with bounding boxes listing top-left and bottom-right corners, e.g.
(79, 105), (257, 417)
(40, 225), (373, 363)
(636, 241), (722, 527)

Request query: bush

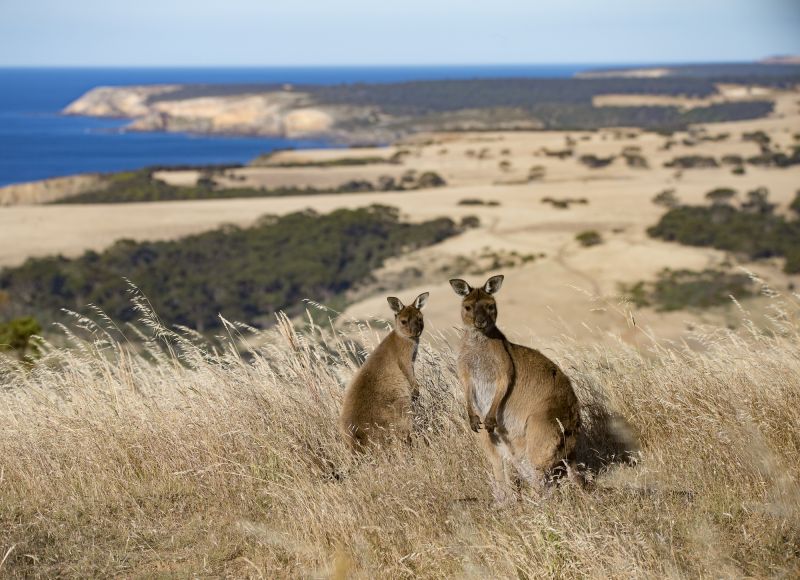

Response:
(576, 230), (603, 247)
(459, 215), (481, 229)
(0, 316), (41, 360)
(542, 197), (588, 209)
(705, 187), (737, 205)
(528, 165), (546, 181)
(457, 199), (500, 207)
(652, 189), (679, 208)
(664, 155), (719, 169)
(579, 154), (615, 169)
(620, 268), (754, 311)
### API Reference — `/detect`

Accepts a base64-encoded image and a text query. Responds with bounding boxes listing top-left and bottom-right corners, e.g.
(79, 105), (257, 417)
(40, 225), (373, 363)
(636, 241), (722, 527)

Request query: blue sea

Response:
(0, 65), (597, 186)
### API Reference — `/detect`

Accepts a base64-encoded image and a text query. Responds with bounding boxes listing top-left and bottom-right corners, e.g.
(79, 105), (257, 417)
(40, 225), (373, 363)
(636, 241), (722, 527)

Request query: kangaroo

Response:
(449, 275), (581, 501)
(340, 292), (429, 450)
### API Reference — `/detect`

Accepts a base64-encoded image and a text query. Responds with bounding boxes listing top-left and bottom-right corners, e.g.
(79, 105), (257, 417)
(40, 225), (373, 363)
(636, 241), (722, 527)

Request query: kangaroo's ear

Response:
(483, 274), (504, 294)
(449, 279), (472, 297)
(413, 292), (429, 310)
(387, 296), (404, 314)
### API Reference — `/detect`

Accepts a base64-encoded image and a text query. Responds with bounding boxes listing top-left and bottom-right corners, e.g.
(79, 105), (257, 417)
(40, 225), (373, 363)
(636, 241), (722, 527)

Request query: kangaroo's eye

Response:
(464, 305), (472, 311)
(400, 319), (408, 324)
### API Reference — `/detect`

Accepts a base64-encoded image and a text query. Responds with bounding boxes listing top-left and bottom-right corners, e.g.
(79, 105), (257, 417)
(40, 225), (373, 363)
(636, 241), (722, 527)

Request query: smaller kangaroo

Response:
(449, 275), (581, 500)
(340, 292), (429, 450)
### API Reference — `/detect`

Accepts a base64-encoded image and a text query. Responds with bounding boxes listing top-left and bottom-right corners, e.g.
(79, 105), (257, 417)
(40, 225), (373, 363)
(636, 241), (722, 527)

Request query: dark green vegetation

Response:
(620, 268), (754, 311)
(0, 206), (460, 332)
(652, 189), (680, 208)
(666, 145), (800, 171)
(0, 316), (41, 361)
(579, 154), (616, 169)
(143, 72), (787, 131)
(664, 155), (719, 169)
(648, 188), (800, 273)
(53, 169), (446, 204)
(542, 197), (588, 209)
(457, 198), (500, 207)
(576, 230), (603, 247)
(250, 153), (402, 168)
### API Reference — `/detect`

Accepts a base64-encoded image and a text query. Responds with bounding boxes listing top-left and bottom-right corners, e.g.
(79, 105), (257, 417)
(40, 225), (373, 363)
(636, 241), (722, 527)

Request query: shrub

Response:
(0, 316), (41, 360)
(620, 268), (754, 311)
(459, 215), (481, 229)
(664, 155), (719, 169)
(705, 187), (737, 205)
(415, 171), (447, 189)
(742, 130), (771, 147)
(458, 199), (499, 207)
(576, 230), (603, 247)
(528, 165), (546, 181)
(652, 189), (680, 208)
(579, 154), (615, 169)
(542, 197), (588, 209)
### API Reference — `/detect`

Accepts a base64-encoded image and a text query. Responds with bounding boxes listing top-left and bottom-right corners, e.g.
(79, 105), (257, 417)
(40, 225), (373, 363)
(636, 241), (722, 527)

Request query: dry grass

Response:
(1, 289), (799, 578)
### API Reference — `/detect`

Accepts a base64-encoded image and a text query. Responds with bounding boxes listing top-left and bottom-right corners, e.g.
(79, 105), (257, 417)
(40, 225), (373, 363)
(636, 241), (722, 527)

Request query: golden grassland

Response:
(1, 287), (799, 578)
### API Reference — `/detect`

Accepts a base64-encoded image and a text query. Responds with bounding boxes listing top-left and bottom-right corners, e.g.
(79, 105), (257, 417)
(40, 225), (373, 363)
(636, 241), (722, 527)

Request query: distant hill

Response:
(63, 66), (799, 143)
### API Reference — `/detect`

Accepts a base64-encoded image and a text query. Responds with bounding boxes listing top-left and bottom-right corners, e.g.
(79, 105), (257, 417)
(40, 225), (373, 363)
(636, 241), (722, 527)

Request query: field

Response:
(1, 292), (798, 577)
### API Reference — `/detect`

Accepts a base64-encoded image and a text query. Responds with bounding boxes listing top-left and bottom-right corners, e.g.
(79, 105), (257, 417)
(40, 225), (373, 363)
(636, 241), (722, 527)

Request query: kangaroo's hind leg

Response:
(478, 430), (516, 506)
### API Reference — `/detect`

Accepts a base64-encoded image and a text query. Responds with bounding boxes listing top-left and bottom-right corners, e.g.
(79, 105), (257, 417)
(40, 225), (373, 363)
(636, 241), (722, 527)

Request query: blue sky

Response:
(1, 0), (799, 66)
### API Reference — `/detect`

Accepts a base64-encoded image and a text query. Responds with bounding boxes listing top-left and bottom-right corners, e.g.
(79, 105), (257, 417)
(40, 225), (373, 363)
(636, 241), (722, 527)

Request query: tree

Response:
(705, 188), (737, 205)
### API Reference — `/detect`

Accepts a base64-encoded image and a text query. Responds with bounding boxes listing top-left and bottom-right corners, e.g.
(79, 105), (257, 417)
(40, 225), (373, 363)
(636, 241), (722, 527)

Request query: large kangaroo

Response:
(340, 292), (429, 450)
(449, 275), (581, 499)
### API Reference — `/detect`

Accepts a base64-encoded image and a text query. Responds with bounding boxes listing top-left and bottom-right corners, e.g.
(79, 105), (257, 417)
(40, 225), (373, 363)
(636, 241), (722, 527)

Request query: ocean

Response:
(0, 65), (598, 187)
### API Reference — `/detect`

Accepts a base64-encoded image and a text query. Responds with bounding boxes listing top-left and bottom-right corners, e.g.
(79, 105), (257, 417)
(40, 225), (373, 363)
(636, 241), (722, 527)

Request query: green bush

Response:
(652, 189), (679, 208)
(0, 316), (41, 360)
(579, 154), (615, 169)
(576, 230), (603, 247)
(620, 269), (754, 311)
(664, 155), (719, 169)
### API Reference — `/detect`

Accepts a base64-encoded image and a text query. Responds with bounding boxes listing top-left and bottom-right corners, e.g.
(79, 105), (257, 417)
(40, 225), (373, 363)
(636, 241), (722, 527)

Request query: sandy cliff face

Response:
(63, 85), (180, 117)
(65, 86), (338, 139)
(0, 174), (104, 206)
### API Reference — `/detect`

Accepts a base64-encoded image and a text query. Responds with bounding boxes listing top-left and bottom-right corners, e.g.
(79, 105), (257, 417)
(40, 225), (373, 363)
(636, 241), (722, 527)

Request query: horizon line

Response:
(0, 58), (786, 70)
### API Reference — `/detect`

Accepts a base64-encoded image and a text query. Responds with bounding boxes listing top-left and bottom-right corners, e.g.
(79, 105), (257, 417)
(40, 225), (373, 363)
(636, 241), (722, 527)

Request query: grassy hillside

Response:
(0, 292), (797, 577)
(0, 205), (459, 331)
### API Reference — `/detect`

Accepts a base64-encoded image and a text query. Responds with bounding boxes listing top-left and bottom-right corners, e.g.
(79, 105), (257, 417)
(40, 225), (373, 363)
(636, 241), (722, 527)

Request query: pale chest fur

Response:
(458, 333), (510, 419)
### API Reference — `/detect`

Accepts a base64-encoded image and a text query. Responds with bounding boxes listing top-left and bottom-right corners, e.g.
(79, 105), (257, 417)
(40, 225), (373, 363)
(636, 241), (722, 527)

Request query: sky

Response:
(1, 0), (799, 66)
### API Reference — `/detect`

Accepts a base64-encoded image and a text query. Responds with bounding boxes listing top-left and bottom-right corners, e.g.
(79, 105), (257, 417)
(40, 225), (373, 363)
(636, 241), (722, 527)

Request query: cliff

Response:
(64, 86), (360, 141)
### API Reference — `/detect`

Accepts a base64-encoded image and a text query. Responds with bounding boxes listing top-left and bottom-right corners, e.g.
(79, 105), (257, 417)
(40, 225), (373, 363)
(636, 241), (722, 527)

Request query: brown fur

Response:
(340, 292), (429, 450)
(449, 275), (581, 498)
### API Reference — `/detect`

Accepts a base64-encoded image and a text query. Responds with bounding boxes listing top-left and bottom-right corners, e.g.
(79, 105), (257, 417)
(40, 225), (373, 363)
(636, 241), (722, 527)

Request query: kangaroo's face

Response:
(387, 292), (429, 339)
(449, 275), (504, 332)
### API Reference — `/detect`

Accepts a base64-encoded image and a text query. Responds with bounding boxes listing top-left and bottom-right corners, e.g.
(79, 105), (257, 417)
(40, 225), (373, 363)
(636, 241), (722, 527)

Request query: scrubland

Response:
(1, 288), (798, 578)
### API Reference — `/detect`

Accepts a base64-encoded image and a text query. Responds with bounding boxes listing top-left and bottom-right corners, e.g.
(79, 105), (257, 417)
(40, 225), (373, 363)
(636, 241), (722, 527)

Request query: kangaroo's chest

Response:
(464, 356), (499, 418)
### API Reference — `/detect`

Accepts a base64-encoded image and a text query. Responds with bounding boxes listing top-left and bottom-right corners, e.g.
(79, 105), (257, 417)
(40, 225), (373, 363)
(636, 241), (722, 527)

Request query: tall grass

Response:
(1, 288), (798, 578)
